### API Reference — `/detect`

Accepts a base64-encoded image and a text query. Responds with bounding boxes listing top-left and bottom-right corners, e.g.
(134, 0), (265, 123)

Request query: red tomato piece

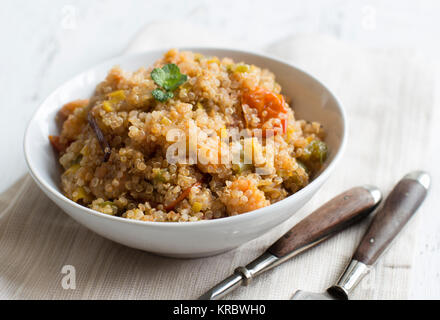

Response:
(242, 87), (288, 135)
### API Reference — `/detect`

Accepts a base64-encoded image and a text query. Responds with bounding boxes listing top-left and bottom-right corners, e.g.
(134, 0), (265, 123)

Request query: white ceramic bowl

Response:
(24, 48), (346, 258)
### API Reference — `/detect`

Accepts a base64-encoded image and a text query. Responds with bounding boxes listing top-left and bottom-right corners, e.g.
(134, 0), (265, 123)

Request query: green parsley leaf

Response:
(151, 63), (188, 92)
(152, 89), (174, 102)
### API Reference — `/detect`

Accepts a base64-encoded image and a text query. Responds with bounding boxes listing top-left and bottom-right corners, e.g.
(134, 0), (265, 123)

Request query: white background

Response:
(1, 0), (439, 299)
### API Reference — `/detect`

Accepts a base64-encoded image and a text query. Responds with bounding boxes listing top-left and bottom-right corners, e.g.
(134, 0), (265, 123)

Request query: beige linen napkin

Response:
(0, 24), (436, 299)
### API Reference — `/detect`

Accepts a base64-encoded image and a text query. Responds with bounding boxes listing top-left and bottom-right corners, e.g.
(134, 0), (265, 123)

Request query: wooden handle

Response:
(268, 186), (382, 258)
(353, 171), (430, 265)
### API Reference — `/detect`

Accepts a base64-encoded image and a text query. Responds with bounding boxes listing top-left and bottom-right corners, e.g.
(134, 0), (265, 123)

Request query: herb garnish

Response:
(151, 63), (188, 102)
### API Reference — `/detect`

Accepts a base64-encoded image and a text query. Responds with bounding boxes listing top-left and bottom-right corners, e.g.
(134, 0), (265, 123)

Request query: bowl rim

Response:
(24, 46), (347, 229)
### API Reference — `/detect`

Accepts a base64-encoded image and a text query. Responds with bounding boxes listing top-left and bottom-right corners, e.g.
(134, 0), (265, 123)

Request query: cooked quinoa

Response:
(50, 49), (327, 222)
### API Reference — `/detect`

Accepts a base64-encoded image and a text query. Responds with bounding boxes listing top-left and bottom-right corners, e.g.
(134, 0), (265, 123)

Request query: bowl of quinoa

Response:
(25, 48), (346, 257)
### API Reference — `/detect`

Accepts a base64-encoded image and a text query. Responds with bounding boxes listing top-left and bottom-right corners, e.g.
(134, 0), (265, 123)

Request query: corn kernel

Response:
(161, 117), (172, 125)
(306, 136), (314, 144)
(99, 201), (118, 215)
(72, 187), (87, 202)
(102, 101), (113, 112)
(64, 164), (80, 175)
(108, 90), (126, 102)
(207, 57), (220, 64)
(192, 202), (203, 212)
(80, 145), (89, 156)
(234, 64), (250, 73)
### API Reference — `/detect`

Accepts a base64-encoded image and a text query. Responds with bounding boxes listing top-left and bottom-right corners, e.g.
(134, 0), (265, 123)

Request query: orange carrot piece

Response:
(165, 181), (202, 211)
(57, 99), (89, 124)
(242, 87), (288, 135)
(49, 135), (66, 153)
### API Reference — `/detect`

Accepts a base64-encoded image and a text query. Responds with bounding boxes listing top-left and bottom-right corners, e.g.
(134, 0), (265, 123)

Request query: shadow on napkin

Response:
(0, 175), (243, 299)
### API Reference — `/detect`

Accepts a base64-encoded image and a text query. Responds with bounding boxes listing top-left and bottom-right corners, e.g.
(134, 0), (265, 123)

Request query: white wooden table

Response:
(1, 0), (439, 299)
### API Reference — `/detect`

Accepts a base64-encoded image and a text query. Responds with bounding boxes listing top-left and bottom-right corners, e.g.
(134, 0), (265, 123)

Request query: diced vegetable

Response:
(160, 116), (172, 125)
(241, 87), (289, 135)
(301, 140), (328, 164)
(296, 160), (309, 174)
(99, 201), (118, 215)
(226, 64), (250, 73)
(64, 163), (80, 176)
(207, 57), (220, 64)
(108, 90), (126, 102)
(80, 145), (89, 156)
(234, 64), (250, 73)
(102, 101), (113, 112)
(57, 99), (89, 125)
(153, 168), (167, 182)
(165, 181), (201, 211)
(49, 135), (66, 153)
(72, 187), (89, 202)
(100, 91), (125, 112)
(192, 202), (203, 213)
